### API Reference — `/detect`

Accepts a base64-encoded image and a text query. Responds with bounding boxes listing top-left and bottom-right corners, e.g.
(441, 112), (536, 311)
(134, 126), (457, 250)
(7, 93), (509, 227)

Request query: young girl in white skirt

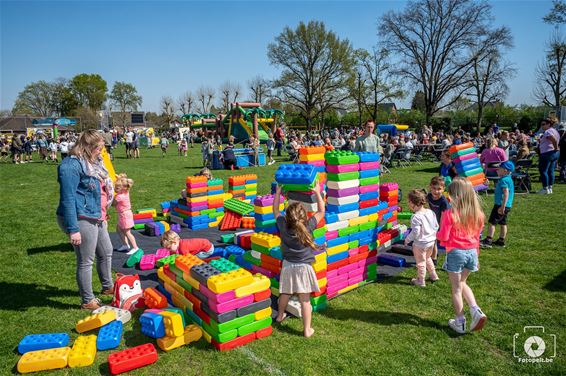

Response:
(273, 183), (325, 338)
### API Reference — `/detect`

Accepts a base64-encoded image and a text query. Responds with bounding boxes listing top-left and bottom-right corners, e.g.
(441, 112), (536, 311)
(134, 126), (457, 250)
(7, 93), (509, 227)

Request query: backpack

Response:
(111, 273), (144, 311)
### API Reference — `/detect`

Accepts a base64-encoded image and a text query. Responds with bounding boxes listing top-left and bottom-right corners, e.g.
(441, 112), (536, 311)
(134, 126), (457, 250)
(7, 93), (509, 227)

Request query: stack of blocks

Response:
(139, 308), (202, 352)
(298, 146), (327, 188)
(169, 176), (225, 229)
(324, 150), (379, 300)
(228, 174), (258, 202)
(245, 233), (283, 289)
(133, 209), (157, 230)
(378, 182), (400, 250)
(449, 142), (488, 190)
(157, 254), (273, 351)
(144, 221), (171, 237)
(253, 194), (285, 234)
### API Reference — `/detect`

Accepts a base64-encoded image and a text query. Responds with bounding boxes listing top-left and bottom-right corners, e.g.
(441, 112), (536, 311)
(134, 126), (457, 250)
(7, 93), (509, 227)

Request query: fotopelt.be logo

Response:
(514, 326), (556, 363)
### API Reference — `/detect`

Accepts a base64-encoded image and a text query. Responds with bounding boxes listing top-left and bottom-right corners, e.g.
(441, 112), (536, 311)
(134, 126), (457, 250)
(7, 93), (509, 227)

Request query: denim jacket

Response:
(56, 156), (101, 233)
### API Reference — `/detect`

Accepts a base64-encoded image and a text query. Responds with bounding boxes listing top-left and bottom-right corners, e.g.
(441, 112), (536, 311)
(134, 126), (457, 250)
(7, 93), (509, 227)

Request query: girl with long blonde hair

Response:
(437, 177), (486, 334)
(272, 183), (325, 338)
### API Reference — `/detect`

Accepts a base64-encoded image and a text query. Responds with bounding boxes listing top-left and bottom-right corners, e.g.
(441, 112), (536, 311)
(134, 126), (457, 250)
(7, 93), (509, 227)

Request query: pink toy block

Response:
(139, 254), (157, 270)
(349, 274), (364, 284)
(144, 309), (163, 314)
(186, 182), (207, 189)
(326, 163), (359, 173)
(327, 269), (338, 278)
(155, 248), (170, 260)
(380, 182), (398, 191)
(348, 267), (365, 279)
(359, 184), (379, 194)
(453, 152), (478, 163)
(199, 283), (236, 304)
(348, 247), (359, 256)
(327, 279), (349, 295)
(358, 256), (377, 268)
(208, 294), (254, 314)
(325, 231), (338, 241)
(359, 161), (380, 170)
(338, 263), (358, 275)
(327, 273), (348, 287)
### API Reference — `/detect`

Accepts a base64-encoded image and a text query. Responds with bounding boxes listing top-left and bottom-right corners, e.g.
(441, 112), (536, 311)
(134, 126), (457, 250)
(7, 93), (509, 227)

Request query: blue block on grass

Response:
(140, 312), (165, 339)
(97, 320), (123, 350)
(18, 333), (70, 354)
(377, 254), (406, 267)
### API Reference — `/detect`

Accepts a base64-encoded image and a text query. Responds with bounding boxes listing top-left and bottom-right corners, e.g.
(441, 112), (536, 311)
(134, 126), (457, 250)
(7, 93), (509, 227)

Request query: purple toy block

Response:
(326, 163), (359, 174)
(359, 161), (380, 170)
(134, 218), (154, 224)
(253, 194), (285, 207)
(326, 186), (360, 198)
(170, 223), (181, 233)
(139, 254), (157, 270)
(251, 265), (278, 279)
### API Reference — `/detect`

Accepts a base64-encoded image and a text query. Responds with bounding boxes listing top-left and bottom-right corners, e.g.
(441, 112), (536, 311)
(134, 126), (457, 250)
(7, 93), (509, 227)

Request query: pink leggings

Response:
(413, 245), (438, 282)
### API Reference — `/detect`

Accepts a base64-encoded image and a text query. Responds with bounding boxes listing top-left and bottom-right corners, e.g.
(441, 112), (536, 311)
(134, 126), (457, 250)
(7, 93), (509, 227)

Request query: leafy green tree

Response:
(109, 82), (142, 128)
(70, 73), (107, 110)
(51, 78), (79, 117)
(13, 81), (54, 116)
(268, 21), (354, 130)
(410, 91), (426, 112)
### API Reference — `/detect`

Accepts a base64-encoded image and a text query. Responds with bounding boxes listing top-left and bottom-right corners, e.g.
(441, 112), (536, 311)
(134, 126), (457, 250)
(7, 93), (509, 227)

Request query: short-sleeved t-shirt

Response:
(540, 128), (560, 154)
(276, 216), (318, 264)
(494, 175), (514, 208)
(426, 193), (450, 224)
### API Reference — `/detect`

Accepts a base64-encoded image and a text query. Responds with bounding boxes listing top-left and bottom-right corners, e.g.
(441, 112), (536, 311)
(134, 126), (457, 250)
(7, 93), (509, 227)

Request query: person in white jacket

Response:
(404, 189), (439, 287)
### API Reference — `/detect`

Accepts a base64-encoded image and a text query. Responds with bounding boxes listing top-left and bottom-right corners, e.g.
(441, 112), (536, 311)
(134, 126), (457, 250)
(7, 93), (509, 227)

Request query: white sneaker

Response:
(537, 188), (549, 194)
(470, 308), (487, 332)
(117, 245), (130, 252)
(448, 318), (466, 334)
(126, 248), (139, 255)
(548, 186), (553, 194)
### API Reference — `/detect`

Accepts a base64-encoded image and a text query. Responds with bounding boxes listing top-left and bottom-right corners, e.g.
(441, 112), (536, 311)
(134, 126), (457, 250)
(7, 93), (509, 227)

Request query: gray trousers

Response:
(58, 217), (114, 304)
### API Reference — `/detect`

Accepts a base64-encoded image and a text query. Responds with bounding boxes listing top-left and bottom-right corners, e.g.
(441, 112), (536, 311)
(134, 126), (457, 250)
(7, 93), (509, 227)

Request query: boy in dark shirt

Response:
(426, 176), (450, 264)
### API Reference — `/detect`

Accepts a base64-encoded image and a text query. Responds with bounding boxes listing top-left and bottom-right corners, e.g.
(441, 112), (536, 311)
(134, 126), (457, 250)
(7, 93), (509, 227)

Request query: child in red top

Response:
(437, 177), (487, 334)
(113, 173), (139, 254)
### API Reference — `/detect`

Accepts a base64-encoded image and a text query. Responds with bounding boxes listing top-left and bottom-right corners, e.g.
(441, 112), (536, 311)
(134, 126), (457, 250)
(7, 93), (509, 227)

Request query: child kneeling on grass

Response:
(273, 183), (325, 338)
(437, 177), (487, 334)
(481, 161), (515, 248)
(404, 189), (439, 287)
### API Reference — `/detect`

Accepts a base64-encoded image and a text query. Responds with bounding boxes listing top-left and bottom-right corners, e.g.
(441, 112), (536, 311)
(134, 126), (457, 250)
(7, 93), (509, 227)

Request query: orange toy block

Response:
(143, 287), (168, 309)
(174, 254), (204, 274)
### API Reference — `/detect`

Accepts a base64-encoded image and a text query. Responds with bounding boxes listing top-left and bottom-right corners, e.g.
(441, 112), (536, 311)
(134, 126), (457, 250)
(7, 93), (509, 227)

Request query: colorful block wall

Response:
(449, 143), (487, 190)
(229, 174), (258, 202)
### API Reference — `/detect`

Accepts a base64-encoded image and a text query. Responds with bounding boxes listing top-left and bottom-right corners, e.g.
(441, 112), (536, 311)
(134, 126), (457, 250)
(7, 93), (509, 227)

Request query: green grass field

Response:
(0, 145), (564, 375)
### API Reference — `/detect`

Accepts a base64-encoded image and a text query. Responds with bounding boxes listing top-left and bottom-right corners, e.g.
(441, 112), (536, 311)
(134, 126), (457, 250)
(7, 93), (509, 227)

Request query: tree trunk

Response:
(476, 105), (484, 133)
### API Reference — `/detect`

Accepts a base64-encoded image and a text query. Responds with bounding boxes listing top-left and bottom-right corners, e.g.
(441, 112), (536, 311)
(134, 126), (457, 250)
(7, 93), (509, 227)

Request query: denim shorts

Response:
(443, 248), (479, 273)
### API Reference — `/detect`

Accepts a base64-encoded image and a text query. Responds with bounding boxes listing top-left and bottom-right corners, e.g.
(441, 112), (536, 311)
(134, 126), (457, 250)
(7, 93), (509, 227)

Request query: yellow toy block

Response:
(337, 283), (359, 295)
(254, 204), (284, 214)
(164, 280), (184, 296)
(68, 335), (96, 368)
(326, 243), (348, 256)
(158, 270), (174, 287)
(317, 277), (327, 289)
(201, 329), (212, 343)
(157, 325), (202, 352)
(17, 347), (70, 373)
(349, 215), (369, 227)
(175, 254), (204, 274)
(223, 193), (233, 200)
(245, 183), (258, 189)
(312, 260), (327, 273)
(186, 195), (208, 203)
(368, 213), (378, 222)
(254, 307), (272, 321)
(314, 252), (326, 264)
(160, 311), (185, 338)
(76, 311), (116, 333)
(207, 193), (225, 202)
(234, 273), (270, 298)
(207, 269), (254, 294)
(138, 209), (157, 218)
(183, 272), (201, 290)
(172, 294), (192, 312)
(270, 286), (280, 296)
(251, 233), (281, 249)
(160, 221), (170, 232)
(299, 153), (325, 162)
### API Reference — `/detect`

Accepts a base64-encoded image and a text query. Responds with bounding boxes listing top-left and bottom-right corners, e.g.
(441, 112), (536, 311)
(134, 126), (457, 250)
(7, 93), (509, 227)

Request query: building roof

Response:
(0, 117), (35, 132)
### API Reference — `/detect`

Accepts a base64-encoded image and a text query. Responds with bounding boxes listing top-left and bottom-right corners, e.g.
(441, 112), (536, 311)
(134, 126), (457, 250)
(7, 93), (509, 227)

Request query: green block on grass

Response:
(348, 240), (359, 249)
(366, 270), (377, 281)
(313, 227), (327, 239)
(125, 249), (144, 267)
(359, 176), (379, 186)
(339, 225), (359, 237)
(360, 221), (377, 231)
(366, 263), (377, 274)
(221, 234), (235, 243)
(327, 171), (360, 181)
(210, 313), (255, 334)
(311, 295), (327, 306)
(237, 317), (272, 336)
(157, 254), (178, 268)
(203, 322), (238, 343)
(312, 301), (328, 312)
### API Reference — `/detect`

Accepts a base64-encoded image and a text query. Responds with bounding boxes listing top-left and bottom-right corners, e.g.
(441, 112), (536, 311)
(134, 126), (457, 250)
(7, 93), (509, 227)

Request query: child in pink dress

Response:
(113, 173), (139, 254)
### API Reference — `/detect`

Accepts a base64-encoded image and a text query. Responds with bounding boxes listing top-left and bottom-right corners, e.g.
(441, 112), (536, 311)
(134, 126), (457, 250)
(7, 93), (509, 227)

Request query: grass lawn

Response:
(0, 145), (564, 375)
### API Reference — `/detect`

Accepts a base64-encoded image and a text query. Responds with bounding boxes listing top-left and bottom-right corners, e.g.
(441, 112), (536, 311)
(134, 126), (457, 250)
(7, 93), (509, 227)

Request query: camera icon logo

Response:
(514, 326), (556, 364)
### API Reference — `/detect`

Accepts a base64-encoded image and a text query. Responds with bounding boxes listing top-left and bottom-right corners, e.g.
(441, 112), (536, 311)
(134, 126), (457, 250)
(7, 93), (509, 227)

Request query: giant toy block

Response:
(17, 347), (71, 373)
(229, 174), (258, 202)
(107, 343), (158, 375)
(253, 194), (285, 234)
(18, 333), (70, 354)
(449, 142), (488, 190)
(68, 335), (97, 368)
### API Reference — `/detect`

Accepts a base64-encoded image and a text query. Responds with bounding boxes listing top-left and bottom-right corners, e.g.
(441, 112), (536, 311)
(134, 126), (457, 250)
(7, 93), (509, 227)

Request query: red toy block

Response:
(241, 217), (255, 229)
(327, 258), (349, 272)
(133, 213), (153, 220)
(220, 211), (243, 231)
(254, 289), (271, 302)
(107, 343), (158, 375)
(360, 198), (379, 209)
(315, 270), (327, 280)
(255, 325), (273, 339)
(212, 332), (255, 351)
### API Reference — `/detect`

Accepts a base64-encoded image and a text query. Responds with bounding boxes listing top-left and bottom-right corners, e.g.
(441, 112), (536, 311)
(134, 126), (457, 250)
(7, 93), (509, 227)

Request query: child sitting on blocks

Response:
(481, 161), (515, 248)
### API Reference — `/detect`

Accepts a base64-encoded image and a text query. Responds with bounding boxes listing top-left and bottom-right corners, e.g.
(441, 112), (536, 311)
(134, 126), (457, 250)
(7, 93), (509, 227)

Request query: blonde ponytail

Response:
(285, 202), (318, 250)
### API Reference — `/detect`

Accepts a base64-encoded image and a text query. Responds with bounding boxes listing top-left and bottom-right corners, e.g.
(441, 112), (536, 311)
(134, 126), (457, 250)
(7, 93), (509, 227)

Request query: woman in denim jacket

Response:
(56, 130), (115, 310)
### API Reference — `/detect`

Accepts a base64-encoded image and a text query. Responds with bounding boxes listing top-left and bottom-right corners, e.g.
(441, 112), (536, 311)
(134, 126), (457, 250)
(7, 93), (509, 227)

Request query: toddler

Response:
(113, 173), (139, 254)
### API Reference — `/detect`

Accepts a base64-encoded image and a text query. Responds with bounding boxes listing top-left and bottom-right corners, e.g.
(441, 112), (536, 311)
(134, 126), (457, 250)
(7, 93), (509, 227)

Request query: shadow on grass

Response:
(415, 166), (441, 173)
(26, 242), (73, 256)
(0, 282), (76, 310)
(544, 269), (566, 292)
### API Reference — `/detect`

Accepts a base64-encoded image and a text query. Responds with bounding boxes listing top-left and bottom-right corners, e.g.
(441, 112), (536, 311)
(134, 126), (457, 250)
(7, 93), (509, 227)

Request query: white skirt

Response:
(279, 260), (320, 295)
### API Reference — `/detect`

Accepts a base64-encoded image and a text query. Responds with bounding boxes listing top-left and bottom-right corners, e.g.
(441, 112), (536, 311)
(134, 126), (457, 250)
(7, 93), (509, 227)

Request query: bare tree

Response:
(544, 0), (566, 27)
(220, 81), (241, 113)
(268, 21), (354, 130)
(534, 33), (566, 117)
(160, 96), (176, 126)
(347, 61), (367, 128)
(248, 76), (271, 104)
(197, 86), (215, 113)
(378, 0), (512, 124)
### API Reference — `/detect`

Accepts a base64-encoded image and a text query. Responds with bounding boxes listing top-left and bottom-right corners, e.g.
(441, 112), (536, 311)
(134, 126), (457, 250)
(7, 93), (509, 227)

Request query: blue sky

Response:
(0, 0), (555, 113)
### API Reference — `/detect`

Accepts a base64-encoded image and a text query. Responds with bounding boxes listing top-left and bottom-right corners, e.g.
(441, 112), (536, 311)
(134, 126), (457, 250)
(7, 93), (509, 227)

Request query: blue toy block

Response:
(140, 312), (165, 339)
(18, 333), (70, 354)
(97, 320), (123, 350)
(325, 212), (339, 224)
(185, 308), (203, 326)
(254, 212), (275, 221)
(327, 250), (349, 264)
(377, 201), (389, 211)
(360, 191), (379, 201)
(156, 284), (173, 305)
(255, 226), (278, 234)
(190, 223), (209, 230)
(216, 207), (225, 212)
(456, 162), (482, 173)
(225, 245), (246, 256)
(359, 169), (380, 179)
(377, 254), (406, 267)
(210, 247), (225, 258)
(160, 201), (171, 210)
(327, 236), (349, 248)
(245, 179), (258, 184)
(275, 164), (317, 185)
(383, 212), (393, 221)
(327, 202), (359, 213)
(457, 157), (481, 168)
(355, 152), (380, 162)
(208, 189), (224, 196)
(314, 236), (326, 246)
(234, 254), (253, 270)
(269, 248), (283, 260)
(271, 182), (277, 193)
(358, 236), (373, 246)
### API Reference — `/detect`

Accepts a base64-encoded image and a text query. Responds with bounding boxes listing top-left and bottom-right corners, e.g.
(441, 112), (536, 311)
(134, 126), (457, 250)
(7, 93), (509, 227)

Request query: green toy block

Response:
(256, 219), (276, 228)
(165, 307), (186, 327)
(312, 301), (328, 312)
(201, 208), (216, 215)
(221, 234), (235, 243)
(133, 223), (145, 230)
(243, 251), (262, 266)
(310, 295), (327, 306)
(227, 254), (238, 263)
(251, 242), (271, 255)
(338, 225), (359, 237)
(369, 241), (378, 250)
(230, 184), (245, 190)
(327, 171), (360, 181)
(313, 227), (327, 239)
(450, 148), (475, 158)
(324, 150), (360, 165)
(157, 254), (178, 268)
(136, 208), (155, 214)
(209, 212), (224, 219)
(202, 322), (238, 343)
(459, 167), (484, 177)
(397, 212), (412, 220)
(366, 263), (377, 274)
(169, 263), (184, 279)
(282, 182), (316, 192)
(359, 176), (380, 186)
(125, 248), (144, 267)
(360, 221), (377, 231)
(210, 258), (240, 273)
(173, 211), (188, 219)
(237, 317), (272, 336)
(348, 240), (359, 249)
(210, 313), (255, 334)
(366, 269), (377, 281)
(208, 178), (223, 187)
(270, 278), (279, 289)
(224, 198), (254, 215)
(385, 222), (393, 229)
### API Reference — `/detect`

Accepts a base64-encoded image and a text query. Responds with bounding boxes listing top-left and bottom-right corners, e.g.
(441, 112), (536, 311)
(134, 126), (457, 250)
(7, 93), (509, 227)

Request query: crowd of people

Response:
(1, 132), (78, 164)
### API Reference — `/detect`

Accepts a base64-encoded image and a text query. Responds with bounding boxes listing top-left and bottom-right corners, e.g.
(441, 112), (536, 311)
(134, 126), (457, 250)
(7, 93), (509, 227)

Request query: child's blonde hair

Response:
(197, 167), (212, 180)
(115, 173), (134, 192)
(447, 177), (484, 234)
(161, 230), (180, 249)
(407, 189), (427, 207)
(285, 203), (318, 250)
